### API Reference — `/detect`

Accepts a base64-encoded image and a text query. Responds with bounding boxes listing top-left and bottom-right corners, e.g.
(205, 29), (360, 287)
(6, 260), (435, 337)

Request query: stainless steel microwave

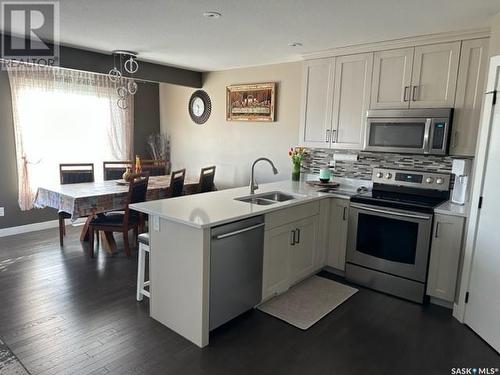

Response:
(364, 108), (453, 155)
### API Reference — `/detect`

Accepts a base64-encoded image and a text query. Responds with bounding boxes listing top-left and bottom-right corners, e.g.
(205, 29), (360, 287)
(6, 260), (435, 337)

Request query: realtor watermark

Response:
(451, 368), (500, 374)
(1, 1), (59, 67)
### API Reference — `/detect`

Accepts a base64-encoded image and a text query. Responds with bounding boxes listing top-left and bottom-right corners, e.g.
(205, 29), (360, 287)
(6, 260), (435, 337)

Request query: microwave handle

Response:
(423, 118), (432, 153)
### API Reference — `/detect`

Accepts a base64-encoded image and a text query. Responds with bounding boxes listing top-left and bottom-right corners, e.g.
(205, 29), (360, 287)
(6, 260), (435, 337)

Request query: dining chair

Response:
(58, 163), (95, 246)
(103, 161), (134, 181)
(88, 172), (149, 258)
(141, 159), (168, 176)
(169, 168), (186, 198)
(197, 166), (216, 193)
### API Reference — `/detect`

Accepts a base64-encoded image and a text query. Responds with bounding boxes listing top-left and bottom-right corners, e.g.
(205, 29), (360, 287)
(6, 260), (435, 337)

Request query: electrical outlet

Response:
(153, 215), (160, 231)
(0, 207), (4, 217)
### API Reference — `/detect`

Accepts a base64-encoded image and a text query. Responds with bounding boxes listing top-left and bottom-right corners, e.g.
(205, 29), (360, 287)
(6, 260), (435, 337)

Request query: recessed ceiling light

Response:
(288, 42), (303, 47)
(203, 11), (222, 18)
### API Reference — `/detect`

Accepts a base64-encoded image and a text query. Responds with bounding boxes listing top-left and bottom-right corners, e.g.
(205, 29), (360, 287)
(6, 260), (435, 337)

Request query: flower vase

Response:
(291, 161), (301, 181)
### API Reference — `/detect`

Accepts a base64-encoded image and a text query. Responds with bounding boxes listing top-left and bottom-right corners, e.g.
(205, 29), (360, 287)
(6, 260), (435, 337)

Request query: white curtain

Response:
(7, 63), (134, 210)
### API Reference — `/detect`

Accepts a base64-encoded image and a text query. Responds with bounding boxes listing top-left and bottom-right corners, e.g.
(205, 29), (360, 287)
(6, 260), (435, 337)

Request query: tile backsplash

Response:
(302, 148), (467, 181)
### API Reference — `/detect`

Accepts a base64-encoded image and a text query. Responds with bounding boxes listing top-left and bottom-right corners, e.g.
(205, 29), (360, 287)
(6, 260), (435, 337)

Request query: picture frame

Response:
(226, 82), (276, 122)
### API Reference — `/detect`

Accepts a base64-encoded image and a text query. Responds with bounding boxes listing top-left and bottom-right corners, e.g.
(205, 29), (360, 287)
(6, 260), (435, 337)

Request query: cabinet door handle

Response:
(331, 129), (337, 143)
(412, 85), (418, 101)
(342, 206), (347, 221)
(293, 228), (300, 244)
(290, 230), (296, 245)
(435, 222), (440, 238)
(403, 86), (410, 102)
(325, 129), (330, 143)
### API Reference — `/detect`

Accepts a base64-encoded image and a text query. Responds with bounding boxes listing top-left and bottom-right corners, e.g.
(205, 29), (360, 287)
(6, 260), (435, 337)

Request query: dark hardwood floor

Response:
(0, 226), (498, 375)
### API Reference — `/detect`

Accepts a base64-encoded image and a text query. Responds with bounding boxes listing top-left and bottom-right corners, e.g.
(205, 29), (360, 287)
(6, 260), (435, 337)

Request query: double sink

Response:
(235, 191), (302, 206)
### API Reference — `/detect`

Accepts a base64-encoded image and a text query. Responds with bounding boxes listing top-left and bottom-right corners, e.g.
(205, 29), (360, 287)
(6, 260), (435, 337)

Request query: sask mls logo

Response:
(1, 1), (59, 65)
(451, 368), (500, 374)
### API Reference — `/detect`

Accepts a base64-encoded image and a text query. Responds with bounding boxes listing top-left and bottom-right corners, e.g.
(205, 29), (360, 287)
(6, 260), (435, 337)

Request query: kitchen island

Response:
(129, 178), (363, 347)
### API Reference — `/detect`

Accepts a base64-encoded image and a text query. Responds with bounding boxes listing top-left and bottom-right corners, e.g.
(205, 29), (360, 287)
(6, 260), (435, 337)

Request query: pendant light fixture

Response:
(109, 50), (140, 109)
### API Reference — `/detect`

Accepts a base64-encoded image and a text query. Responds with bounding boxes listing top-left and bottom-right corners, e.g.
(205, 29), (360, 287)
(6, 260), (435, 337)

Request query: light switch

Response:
(0, 207), (4, 217)
(153, 215), (160, 231)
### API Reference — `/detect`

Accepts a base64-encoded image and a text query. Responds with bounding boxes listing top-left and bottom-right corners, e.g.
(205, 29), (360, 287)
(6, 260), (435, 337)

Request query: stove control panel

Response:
(372, 168), (450, 191)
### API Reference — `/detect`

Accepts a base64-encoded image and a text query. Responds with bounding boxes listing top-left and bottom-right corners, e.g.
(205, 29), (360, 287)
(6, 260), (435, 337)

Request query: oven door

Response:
(364, 117), (431, 154)
(346, 203), (432, 282)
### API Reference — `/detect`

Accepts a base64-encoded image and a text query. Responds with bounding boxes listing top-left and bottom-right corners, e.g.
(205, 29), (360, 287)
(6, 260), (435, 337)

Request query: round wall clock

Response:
(188, 90), (212, 124)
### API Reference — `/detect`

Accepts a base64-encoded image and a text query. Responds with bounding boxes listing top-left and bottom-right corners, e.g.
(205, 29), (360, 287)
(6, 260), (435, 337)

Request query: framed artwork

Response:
(226, 82), (276, 122)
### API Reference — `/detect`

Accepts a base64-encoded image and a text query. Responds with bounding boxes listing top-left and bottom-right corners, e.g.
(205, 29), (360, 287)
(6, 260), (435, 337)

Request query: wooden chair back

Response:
(103, 161), (134, 181)
(141, 159), (167, 176)
(198, 166), (216, 193)
(169, 169), (186, 198)
(124, 172), (150, 226)
(59, 163), (95, 184)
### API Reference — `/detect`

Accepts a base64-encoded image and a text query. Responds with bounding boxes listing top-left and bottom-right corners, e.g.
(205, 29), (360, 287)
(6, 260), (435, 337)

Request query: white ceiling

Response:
(5, 0), (500, 71)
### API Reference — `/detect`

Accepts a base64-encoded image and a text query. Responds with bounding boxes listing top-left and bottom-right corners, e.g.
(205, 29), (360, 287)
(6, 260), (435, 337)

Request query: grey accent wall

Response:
(0, 69), (161, 230)
(1, 33), (202, 88)
(134, 81), (160, 158)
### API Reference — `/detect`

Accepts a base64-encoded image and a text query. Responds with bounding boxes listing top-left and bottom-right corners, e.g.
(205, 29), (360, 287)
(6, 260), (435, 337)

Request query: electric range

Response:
(345, 168), (451, 303)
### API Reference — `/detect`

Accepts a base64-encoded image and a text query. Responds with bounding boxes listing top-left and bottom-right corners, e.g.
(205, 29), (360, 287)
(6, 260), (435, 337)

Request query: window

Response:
(7, 64), (133, 210)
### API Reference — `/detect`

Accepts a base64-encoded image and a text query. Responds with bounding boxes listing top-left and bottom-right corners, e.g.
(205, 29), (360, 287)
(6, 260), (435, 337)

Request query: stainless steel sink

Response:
(257, 192), (297, 202)
(235, 191), (300, 205)
(236, 197), (276, 205)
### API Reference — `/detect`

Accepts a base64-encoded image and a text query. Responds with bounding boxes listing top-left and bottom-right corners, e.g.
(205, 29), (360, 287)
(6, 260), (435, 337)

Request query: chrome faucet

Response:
(250, 157), (279, 194)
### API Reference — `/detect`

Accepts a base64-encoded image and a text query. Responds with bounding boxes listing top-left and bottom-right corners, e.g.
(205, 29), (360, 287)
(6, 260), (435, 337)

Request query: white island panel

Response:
(150, 217), (210, 347)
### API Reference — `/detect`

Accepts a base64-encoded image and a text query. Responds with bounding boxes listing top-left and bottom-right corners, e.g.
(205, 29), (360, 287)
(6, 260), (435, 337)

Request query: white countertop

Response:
(434, 200), (469, 218)
(130, 177), (369, 229)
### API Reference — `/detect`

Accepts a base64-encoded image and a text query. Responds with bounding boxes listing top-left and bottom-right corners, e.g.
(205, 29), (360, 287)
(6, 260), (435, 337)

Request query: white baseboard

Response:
(430, 297), (453, 309)
(0, 218), (86, 238)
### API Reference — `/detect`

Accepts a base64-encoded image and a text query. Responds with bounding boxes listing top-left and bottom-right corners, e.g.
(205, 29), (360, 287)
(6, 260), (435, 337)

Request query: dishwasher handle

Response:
(213, 223), (265, 240)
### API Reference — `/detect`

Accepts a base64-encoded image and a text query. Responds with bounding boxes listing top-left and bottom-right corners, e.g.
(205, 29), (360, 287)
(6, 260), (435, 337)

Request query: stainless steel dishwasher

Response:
(209, 215), (265, 330)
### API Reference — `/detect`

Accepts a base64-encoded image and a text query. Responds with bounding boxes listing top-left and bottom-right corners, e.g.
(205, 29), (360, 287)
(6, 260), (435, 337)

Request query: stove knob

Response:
(376, 172), (383, 178)
(426, 177), (434, 184)
(436, 178), (444, 185)
(385, 173), (392, 179)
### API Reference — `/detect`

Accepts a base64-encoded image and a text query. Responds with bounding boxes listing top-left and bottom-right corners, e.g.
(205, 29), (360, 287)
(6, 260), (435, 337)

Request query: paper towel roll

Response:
(333, 153), (359, 162)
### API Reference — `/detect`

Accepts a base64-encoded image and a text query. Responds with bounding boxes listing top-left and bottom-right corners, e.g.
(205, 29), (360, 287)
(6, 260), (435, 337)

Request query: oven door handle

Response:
(350, 204), (432, 221)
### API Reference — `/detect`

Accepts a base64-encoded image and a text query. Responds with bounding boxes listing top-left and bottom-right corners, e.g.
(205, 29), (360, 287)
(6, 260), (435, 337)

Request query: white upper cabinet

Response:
(299, 58), (335, 148)
(331, 53), (374, 149)
(450, 38), (489, 156)
(300, 36), (486, 154)
(410, 42), (461, 108)
(371, 48), (414, 109)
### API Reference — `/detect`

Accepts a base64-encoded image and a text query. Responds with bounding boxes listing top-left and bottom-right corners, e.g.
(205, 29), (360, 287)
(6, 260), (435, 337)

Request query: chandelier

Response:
(108, 50), (139, 109)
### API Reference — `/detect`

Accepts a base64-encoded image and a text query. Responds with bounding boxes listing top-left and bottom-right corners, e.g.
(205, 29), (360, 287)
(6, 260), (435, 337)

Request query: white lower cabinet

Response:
(426, 214), (465, 302)
(262, 224), (293, 298)
(290, 216), (319, 284)
(326, 198), (349, 271)
(262, 213), (319, 300)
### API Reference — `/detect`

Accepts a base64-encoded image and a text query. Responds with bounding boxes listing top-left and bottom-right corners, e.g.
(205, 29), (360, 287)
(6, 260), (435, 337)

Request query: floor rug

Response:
(258, 275), (358, 330)
(0, 338), (29, 375)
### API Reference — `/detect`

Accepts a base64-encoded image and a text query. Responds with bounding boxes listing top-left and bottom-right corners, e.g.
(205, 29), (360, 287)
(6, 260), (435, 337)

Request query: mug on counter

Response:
(319, 168), (331, 183)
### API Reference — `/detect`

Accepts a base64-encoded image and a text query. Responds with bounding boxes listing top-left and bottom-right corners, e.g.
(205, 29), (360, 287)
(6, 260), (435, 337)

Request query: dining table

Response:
(34, 175), (200, 252)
